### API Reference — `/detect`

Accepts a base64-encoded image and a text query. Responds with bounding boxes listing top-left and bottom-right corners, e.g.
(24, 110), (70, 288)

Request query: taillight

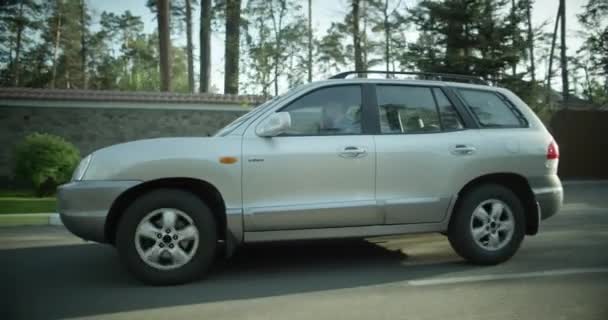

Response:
(547, 141), (559, 160)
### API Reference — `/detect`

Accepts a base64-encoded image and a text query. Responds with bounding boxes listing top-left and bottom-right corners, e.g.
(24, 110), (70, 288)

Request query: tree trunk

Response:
(559, 0), (568, 102)
(546, 2), (561, 105)
(157, 0), (172, 92)
(51, 1), (62, 89)
(199, 0), (211, 93)
(510, 0), (517, 76)
(384, 0), (390, 74)
(13, 0), (25, 87)
(526, 0), (536, 82)
(307, 0), (312, 82)
(270, 1), (286, 96)
(185, 0), (194, 93)
(224, 0), (241, 94)
(352, 0), (363, 72)
(80, 0), (87, 89)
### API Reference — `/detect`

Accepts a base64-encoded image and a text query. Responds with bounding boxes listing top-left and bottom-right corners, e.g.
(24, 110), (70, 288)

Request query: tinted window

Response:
(377, 86), (441, 133)
(281, 85), (362, 135)
(433, 88), (463, 130)
(457, 89), (524, 127)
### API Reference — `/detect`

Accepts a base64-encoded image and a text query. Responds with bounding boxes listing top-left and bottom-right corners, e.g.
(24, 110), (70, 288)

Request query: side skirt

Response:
(243, 222), (448, 243)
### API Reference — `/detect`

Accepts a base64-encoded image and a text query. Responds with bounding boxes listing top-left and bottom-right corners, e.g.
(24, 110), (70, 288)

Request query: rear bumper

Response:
(531, 175), (563, 221)
(57, 180), (140, 243)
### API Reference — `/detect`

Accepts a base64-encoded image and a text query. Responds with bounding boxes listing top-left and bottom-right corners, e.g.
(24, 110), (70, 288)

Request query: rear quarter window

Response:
(457, 88), (527, 128)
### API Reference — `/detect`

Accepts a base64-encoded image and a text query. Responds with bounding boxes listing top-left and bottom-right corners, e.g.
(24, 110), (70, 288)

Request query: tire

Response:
(116, 189), (217, 285)
(448, 184), (525, 265)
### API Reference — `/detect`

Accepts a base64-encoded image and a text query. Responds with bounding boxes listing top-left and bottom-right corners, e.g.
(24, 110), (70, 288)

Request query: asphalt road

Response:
(1, 182), (608, 320)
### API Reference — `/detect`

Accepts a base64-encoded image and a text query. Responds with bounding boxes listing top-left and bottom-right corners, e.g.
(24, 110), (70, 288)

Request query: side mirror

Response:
(256, 112), (292, 137)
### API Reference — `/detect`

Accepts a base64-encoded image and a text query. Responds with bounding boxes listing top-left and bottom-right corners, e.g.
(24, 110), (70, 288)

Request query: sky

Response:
(90, 0), (589, 94)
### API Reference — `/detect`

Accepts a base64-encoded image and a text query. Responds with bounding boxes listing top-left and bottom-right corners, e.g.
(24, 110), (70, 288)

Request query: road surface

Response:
(1, 182), (607, 320)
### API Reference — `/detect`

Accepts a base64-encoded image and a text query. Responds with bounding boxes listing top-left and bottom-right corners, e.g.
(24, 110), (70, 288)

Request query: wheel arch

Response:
(454, 173), (539, 235)
(104, 177), (227, 245)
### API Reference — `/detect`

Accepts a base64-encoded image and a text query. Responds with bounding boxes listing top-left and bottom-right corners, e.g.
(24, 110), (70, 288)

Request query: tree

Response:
(317, 0), (378, 75)
(185, 0), (194, 93)
(224, 0), (241, 94)
(307, 0), (313, 82)
(352, 0), (363, 72)
(577, 0), (608, 98)
(79, 0), (89, 88)
(0, 0), (42, 86)
(200, 0), (211, 92)
(157, 0), (172, 91)
(525, 0), (536, 82)
(546, 2), (561, 102)
(368, 0), (407, 73)
(243, 0), (307, 95)
(407, 0), (525, 81)
(560, 0), (568, 101)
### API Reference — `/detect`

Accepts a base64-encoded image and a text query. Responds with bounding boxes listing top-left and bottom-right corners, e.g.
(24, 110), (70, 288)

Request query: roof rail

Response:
(329, 70), (489, 85)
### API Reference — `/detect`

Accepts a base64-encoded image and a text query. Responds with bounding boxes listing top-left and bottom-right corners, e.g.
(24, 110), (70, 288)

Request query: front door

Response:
(242, 85), (380, 231)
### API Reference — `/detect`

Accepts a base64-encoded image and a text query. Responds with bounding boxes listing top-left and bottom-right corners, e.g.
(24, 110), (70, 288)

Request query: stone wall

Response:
(0, 104), (248, 184)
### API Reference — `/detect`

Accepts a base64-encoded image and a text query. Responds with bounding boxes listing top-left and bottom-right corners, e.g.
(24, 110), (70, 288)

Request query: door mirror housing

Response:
(256, 112), (292, 137)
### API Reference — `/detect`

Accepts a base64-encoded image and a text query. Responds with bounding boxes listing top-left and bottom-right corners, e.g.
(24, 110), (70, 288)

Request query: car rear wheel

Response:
(448, 184), (525, 265)
(116, 189), (217, 285)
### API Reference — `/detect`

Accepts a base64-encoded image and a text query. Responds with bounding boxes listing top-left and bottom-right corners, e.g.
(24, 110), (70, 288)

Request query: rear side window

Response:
(457, 89), (526, 127)
(376, 85), (463, 134)
(377, 86), (441, 133)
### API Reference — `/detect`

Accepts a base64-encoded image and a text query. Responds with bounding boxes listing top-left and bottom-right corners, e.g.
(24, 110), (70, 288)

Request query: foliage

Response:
(577, 0), (608, 101)
(242, 0), (307, 95)
(14, 133), (80, 196)
(0, 0), (606, 103)
(405, 0), (528, 81)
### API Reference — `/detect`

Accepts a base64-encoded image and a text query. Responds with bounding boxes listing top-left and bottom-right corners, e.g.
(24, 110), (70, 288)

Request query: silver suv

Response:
(58, 71), (563, 285)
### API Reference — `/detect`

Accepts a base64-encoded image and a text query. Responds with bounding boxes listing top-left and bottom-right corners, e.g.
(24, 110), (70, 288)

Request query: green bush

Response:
(14, 133), (80, 196)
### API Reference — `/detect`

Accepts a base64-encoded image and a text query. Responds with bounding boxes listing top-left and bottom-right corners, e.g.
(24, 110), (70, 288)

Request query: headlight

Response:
(72, 154), (92, 181)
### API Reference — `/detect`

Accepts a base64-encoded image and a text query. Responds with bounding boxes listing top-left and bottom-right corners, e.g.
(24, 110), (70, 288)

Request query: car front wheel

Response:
(116, 189), (217, 285)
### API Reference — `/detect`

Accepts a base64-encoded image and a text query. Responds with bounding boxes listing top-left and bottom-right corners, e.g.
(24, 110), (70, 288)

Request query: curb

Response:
(0, 213), (63, 227)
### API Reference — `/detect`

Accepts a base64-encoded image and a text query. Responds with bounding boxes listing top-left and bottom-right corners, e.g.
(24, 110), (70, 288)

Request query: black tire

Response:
(116, 189), (217, 285)
(448, 184), (525, 265)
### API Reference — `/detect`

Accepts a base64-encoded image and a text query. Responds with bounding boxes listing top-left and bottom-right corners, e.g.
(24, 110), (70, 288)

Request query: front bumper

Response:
(57, 180), (140, 243)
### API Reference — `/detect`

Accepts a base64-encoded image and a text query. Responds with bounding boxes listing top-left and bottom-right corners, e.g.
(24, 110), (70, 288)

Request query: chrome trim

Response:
(243, 200), (381, 231)
(532, 186), (563, 195)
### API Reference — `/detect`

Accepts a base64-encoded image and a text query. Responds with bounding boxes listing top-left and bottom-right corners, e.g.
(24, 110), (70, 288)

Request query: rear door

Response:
(373, 84), (480, 224)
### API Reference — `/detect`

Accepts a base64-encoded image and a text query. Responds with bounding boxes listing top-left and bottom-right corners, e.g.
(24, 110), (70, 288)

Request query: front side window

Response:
(457, 89), (526, 127)
(281, 85), (362, 136)
(377, 85), (442, 134)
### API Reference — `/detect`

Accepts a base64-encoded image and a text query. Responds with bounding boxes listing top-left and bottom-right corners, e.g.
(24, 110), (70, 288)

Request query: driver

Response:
(321, 103), (361, 134)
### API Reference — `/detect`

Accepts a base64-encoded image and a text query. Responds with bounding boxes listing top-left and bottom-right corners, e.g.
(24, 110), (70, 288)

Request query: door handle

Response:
(339, 146), (367, 158)
(451, 144), (476, 155)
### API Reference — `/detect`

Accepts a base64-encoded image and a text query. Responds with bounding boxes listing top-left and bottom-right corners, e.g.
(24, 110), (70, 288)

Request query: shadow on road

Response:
(2, 239), (470, 320)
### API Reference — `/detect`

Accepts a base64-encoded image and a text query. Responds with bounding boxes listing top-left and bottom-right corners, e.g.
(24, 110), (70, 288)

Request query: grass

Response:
(0, 213), (52, 226)
(0, 189), (57, 214)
